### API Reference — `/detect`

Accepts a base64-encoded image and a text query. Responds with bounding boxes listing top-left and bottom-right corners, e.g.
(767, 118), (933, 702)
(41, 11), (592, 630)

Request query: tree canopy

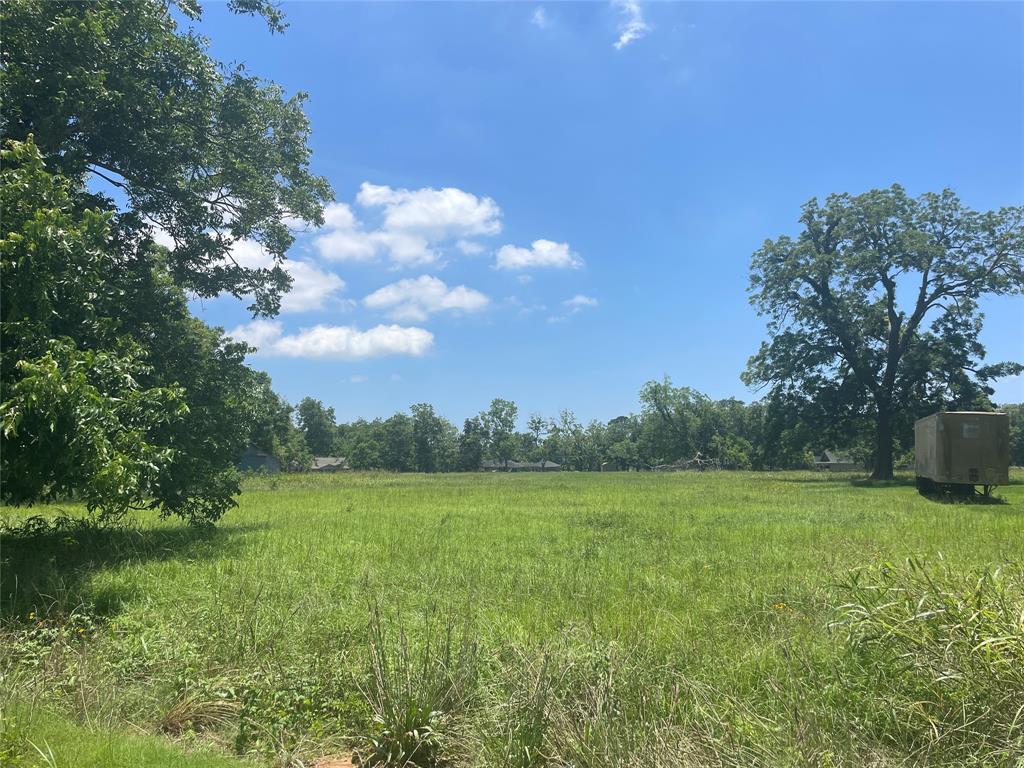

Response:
(2, 0), (330, 314)
(1, 0), (330, 521)
(744, 186), (1023, 479)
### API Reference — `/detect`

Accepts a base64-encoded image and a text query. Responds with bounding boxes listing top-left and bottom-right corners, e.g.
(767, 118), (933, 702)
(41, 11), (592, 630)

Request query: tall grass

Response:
(1, 471), (1022, 766)
(835, 558), (1024, 765)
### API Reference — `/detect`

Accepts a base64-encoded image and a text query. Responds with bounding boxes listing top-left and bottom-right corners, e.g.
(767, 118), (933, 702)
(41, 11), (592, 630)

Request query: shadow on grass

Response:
(0, 514), (266, 621)
(767, 473), (915, 487)
(916, 492), (1011, 506)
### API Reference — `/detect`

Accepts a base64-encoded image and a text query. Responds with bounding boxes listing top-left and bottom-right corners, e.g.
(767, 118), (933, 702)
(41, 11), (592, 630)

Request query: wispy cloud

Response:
(547, 294), (598, 323)
(531, 6), (550, 30)
(612, 0), (650, 50)
(563, 294), (599, 311)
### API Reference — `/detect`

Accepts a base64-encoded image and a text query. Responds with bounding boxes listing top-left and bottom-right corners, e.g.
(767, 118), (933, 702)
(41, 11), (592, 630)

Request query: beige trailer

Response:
(914, 411), (1009, 494)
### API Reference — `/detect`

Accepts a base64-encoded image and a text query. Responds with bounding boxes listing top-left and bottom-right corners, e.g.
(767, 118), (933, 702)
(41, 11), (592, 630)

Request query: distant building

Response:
(311, 456), (349, 472)
(813, 450), (859, 472)
(481, 459), (561, 472)
(238, 446), (281, 474)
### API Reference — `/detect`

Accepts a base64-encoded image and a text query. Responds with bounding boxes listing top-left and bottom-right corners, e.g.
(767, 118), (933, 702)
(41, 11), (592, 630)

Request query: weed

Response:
(355, 605), (478, 767)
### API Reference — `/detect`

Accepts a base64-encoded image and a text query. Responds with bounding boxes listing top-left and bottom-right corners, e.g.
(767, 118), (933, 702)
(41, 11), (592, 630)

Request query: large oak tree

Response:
(744, 186), (1023, 479)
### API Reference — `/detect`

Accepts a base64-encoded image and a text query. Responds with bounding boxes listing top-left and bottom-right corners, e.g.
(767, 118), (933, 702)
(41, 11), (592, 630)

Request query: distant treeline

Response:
(253, 381), (1024, 473)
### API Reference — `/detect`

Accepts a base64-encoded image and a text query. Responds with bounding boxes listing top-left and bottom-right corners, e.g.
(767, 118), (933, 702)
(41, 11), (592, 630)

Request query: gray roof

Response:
(817, 450), (854, 464)
(312, 456), (347, 469)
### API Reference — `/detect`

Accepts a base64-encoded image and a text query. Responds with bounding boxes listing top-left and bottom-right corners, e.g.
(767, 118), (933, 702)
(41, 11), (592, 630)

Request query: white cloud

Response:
(227, 318), (283, 349)
(546, 295), (598, 324)
(228, 320), (434, 360)
(315, 184), (502, 267)
(350, 375), (369, 384)
(564, 294), (599, 310)
(531, 6), (550, 29)
(281, 261), (347, 313)
(314, 203), (381, 263)
(364, 275), (489, 322)
(370, 230), (435, 267)
(613, 0), (650, 49)
(151, 227), (176, 250)
(456, 239), (485, 256)
(357, 182), (502, 240)
(495, 239), (582, 270)
(226, 239), (346, 313)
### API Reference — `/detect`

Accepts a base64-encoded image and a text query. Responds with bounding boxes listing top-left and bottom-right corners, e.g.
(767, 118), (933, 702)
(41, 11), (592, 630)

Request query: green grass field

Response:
(2, 471), (1022, 767)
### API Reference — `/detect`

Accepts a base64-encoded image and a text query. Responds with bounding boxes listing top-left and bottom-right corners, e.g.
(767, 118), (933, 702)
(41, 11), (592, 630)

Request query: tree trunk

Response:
(872, 401), (895, 480)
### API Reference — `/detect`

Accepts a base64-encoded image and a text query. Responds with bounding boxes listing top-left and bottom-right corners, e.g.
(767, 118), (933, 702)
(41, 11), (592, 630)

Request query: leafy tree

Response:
(1, 0), (331, 314)
(638, 378), (709, 464)
(296, 398), (337, 456)
(745, 186), (1023, 478)
(381, 413), (414, 472)
(1, 139), (271, 521)
(1005, 404), (1024, 467)
(410, 403), (458, 472)
(1, 0), (330, 520)
(458, 417), (487, 471)
(1, 341), (184, 518)
(247, 375), (312, 471)
(481, 398), (518, 466)
(604, 415), (641, 470)
(342, 418), (384, 470)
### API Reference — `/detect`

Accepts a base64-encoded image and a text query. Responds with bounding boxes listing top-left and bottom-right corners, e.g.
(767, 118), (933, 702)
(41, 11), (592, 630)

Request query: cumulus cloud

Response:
(315, 185), (502, 268)
(612, 0), (650, 49)
(495, 239), (582, 270)
(564, 294), (599, 310)
(363, 275), (489, 322)
(314, 202), (383, 263)
(531, 6), (550, 29)
(228, 320), (434, 360)
(227, 239), (346, 313)
(357, 183), (501, 239)
(281, 261), (348, 313)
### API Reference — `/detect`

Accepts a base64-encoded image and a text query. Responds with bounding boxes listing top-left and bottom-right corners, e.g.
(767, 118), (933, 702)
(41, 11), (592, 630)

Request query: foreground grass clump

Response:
(837, 559), (1024, 764)
(1, 471), (1022, 767)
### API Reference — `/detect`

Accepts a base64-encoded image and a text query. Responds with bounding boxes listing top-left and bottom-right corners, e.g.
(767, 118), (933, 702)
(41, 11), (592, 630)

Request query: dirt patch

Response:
(310, 757), (357, 768)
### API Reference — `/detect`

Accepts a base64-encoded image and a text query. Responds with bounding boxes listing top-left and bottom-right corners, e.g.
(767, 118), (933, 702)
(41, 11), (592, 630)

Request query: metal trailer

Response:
(914, 411), (1010, 495)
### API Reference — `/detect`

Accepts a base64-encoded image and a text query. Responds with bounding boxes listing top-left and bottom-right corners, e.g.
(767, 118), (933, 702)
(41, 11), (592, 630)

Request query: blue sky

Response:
(187, 1), (1023, 425)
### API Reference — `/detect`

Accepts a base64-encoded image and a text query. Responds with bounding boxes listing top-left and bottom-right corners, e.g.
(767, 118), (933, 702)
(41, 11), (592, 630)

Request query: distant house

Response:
(481, 459), (561, 472)
(311, 456), (349, 473)
(238, 446), (281, 474)
(814, 450), (859, 472)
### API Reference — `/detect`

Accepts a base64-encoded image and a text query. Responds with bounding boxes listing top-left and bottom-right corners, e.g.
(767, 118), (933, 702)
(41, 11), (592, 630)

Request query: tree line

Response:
(257, 384), (1024, 474)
